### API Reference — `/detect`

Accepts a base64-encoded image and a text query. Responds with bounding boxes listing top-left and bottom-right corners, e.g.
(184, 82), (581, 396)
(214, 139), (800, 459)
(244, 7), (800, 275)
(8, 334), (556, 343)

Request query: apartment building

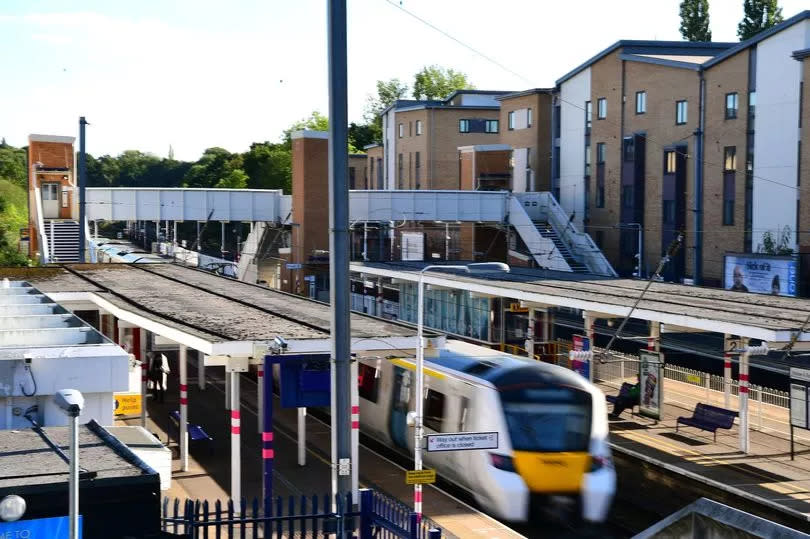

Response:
(381, 90), (512, 190)
(555, 11), (810, 284)
(496, 89), (554, 192)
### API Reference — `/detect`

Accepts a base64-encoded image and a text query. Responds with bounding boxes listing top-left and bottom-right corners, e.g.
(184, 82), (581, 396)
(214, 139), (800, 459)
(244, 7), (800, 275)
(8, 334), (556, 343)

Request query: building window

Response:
(398, 123), (404, 138)
(621, 185), (633, 209)
(349, 167), (356, 189)
(723, 174), (735, 226)
(725, 93), (738, 119)
(585, 101), (592, 130)
(508, 111), (515, 130)
(485, 120), (499, 133)
(664, 151), (676, 174)
(527, 107), (533, 127)
(748, 91), (757, 125)
(459, 119), (470, 133)
(663, 200), (675, 223)
(676, 100), (688, 125)
(597, 98), (607, 119)
(415, 151), (421, 184)
(724, 146), (737, 172)
(584, 145), (591, 177)
(416, 120), (423, 135)
(635, 91), (647, 114)
(623, 137), (635, 162)
(596, 142), (606, 164)
(398, 153), (403, 187)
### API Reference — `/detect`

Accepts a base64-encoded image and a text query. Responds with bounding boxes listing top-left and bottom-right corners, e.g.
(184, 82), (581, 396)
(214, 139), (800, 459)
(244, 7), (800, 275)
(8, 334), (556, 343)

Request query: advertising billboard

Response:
(723, 253), (797, 297)
(639, 350), (663, 420)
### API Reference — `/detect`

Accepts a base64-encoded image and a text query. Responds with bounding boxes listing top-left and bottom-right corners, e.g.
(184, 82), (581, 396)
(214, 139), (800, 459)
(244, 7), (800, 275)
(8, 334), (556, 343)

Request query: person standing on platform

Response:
(148, 351), (170, 403)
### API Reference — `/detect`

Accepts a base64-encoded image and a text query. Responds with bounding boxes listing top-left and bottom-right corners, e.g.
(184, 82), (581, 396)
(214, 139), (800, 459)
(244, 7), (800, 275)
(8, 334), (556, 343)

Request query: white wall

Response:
(559, 68), (590, 227)
(512, 148), (528, 193)
(385, 110), (397, 190)
(752, 20), (809, 251)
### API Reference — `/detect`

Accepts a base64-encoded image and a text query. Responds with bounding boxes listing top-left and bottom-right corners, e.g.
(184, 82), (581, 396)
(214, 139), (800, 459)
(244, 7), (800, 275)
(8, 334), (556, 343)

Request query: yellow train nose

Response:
(512, 452), (590, 493)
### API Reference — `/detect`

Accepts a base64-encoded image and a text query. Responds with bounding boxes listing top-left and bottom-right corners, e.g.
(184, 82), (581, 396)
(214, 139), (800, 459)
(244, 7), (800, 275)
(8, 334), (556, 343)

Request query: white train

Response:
(356, 341), (616, 523)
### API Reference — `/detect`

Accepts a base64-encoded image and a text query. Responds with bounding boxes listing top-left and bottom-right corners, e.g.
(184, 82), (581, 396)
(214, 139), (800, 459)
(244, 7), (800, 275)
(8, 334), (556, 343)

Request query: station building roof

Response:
(351, 262), (810, 343)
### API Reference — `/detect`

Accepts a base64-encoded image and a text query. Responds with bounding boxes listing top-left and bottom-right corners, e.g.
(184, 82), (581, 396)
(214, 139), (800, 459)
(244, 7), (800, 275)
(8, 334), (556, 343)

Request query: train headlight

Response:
(489, 453), (516, 472)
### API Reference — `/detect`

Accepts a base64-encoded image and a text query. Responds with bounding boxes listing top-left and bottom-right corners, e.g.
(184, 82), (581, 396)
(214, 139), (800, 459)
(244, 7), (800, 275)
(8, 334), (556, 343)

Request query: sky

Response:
(1, 0), (807, 161)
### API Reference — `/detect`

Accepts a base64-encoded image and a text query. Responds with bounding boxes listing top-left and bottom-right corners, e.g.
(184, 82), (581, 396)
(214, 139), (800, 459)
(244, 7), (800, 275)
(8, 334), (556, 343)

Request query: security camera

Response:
(273, 336), (288, 350)
(53, 389), (84, 417)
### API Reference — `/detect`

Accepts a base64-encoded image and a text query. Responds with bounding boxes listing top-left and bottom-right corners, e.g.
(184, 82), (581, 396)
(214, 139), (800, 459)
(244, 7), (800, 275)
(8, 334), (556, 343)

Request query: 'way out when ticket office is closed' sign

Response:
(426, 431), (498, 452)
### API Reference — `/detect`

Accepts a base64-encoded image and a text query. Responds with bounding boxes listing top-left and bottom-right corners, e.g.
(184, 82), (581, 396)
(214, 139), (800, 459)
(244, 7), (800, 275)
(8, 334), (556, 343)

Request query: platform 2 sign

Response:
(426, 432), (498, 452)
(405, 469), (436, 485)
(114, 393), (142, 416)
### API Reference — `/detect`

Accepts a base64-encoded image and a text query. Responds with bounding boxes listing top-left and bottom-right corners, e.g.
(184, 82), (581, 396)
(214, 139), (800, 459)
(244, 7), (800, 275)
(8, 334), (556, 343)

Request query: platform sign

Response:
(426, 432), (498, 452)
(405, 469), (436, 485)
(789, 368), (810, 430)
(286, 263), (302, 270)
(571, 335), (590, 379)
(114, 393), (142, 416)
(0, 515), (81, 538)
(639, 350), (663, 420)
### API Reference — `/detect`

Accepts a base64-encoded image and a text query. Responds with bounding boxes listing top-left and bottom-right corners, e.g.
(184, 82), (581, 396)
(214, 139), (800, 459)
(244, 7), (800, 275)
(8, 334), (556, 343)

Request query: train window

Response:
(424, 389), (446, 432)
(358, 363), (379, 403)
(458, 396), (470, 432)
(500, 387), (592, 452)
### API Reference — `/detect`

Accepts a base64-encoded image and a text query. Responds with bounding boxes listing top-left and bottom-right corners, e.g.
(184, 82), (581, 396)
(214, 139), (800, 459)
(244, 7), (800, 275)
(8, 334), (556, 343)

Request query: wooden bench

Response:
(606, 382), (638, 414)
(676, 403), (738, 441)
(168, 410), (214, 454)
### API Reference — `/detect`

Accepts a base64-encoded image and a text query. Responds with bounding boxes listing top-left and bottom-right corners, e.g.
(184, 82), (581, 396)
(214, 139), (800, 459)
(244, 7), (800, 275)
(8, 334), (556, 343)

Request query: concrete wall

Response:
(752, 20), (809, 251)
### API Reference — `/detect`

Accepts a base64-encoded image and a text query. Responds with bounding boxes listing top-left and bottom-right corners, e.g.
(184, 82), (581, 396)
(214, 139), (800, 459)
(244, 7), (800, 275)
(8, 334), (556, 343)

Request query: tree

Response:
(738, 0), (783, 40)
(243, 142), (292, 193)
(679, 0), (712, 41)
(412, 65), (473, 100)
(215, 168), (248, 189)
(363, 78), (410, 143)
(348, 123), (377, 152)
(282, 111), (330, 149)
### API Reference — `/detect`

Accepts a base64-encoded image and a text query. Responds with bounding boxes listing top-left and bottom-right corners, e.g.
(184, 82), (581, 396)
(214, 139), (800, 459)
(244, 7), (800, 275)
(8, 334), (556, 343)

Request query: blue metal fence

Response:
(161, 489), (446, 538)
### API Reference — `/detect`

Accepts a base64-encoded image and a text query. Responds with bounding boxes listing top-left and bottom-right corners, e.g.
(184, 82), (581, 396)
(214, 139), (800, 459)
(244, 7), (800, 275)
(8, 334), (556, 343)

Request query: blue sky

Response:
(1, 0), (806, 160)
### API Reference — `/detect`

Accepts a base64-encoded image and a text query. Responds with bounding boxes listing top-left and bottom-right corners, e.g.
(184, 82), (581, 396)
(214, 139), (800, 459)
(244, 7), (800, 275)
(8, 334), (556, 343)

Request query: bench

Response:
(676, 403), (738, 441)
(168, 410), (214, 455)
(606, 382), (638, 414)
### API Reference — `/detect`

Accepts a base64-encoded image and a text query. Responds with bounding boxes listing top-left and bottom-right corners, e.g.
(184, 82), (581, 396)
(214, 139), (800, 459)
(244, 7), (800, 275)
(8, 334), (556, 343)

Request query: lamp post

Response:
(614, 223), (643, 277)
(54, 389), (84, 539)
(413, 262), (509, 520)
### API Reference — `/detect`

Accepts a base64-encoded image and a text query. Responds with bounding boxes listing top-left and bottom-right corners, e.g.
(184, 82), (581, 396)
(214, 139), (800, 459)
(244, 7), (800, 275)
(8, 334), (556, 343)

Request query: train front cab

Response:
(488, 378), (615, 522)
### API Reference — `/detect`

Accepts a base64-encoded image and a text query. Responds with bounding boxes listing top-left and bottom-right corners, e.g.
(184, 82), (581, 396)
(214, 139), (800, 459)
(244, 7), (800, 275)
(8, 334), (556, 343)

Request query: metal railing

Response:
(161, 489), (447, 539)
(33, 187), (49, 264)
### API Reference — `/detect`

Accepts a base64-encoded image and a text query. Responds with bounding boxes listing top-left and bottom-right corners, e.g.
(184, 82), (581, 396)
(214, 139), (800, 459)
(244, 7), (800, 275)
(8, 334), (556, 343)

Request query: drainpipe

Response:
(694, 70), (706, 285)
(78, 117), (88, 262)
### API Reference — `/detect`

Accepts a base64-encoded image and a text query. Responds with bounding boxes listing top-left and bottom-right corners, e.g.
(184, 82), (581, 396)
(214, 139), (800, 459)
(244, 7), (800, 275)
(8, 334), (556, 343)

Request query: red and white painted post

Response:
(140, 330), (149, 429)
(739, 338), (750, 454)
(298, 408), (307, 466)
(351, 358), (359, 501)
(230, 369), (241, 502)
(257, 363), (264, 434)
(583, 312), (595, 382)
(179, 344), (189, 472)
(648, 321), (660, 353)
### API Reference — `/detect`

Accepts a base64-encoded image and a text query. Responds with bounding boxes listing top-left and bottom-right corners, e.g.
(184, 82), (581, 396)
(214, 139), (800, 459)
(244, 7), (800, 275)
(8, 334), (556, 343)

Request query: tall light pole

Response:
(54, 389), (84, 539)
(413, 262), (509, 520)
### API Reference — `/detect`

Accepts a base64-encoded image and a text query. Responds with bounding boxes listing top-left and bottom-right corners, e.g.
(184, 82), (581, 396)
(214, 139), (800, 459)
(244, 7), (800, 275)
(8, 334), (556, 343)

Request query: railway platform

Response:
(119, 351), (526, 538)
(599, 380), (810, 533)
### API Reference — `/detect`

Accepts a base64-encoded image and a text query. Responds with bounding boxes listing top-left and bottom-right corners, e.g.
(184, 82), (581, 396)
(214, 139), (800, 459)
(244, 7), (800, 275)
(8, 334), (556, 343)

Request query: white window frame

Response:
(415, 120), (423, 135)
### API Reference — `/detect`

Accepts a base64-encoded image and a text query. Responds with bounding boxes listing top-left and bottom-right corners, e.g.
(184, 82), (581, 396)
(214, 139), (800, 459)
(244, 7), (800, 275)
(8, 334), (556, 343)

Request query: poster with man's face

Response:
(723, 254), (797, 297)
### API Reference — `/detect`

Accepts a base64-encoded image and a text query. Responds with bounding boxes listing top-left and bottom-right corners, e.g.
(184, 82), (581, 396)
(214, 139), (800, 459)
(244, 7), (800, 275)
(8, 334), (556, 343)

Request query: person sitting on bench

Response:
(610, 380), (640, 418)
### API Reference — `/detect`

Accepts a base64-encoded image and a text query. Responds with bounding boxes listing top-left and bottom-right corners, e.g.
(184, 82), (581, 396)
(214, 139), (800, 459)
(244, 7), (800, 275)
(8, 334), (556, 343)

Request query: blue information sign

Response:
(0, 515), (81, 538)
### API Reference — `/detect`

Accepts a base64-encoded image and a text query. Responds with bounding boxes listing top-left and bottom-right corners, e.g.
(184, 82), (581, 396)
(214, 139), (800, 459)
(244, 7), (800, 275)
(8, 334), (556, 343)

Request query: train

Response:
(356, 340), (616, 523)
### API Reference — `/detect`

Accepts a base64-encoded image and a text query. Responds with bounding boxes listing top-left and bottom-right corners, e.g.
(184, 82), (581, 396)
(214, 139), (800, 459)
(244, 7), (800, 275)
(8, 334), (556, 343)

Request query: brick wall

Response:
(291, 133), (329, 292)
(498, 92), (553, 190)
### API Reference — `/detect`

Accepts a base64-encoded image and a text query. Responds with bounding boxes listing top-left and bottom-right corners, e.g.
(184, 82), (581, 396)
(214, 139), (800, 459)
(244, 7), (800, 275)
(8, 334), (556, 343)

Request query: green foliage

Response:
(282, 111), (330, 149)
(758, 226), (794, 255)
(412, 65), (474, 100)
(348, 123), (377, 153)
(243, 142), (292, 193)
(679, 0), (712, 41)
(0, 177), (31, 266)
(0, 145), (27, 188)
(738, 0), (783, 40)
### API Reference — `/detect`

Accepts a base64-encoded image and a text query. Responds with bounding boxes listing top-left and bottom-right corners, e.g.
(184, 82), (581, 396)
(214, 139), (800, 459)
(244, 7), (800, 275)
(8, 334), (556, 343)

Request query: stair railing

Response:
(34, 187), (50, 264)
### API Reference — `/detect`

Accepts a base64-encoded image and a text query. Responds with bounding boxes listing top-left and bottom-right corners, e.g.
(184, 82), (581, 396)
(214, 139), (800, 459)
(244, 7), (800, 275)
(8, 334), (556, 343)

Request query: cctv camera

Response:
(53, 389), (84, 417)
(274, 336), (288, 350)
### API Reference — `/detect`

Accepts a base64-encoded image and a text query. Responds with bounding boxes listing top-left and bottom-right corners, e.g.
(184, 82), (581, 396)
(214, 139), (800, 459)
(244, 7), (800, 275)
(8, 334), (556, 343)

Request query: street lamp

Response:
(614, 223), (643, 277)
(54, 389), (84, 539)
(412, 262), (509, 520)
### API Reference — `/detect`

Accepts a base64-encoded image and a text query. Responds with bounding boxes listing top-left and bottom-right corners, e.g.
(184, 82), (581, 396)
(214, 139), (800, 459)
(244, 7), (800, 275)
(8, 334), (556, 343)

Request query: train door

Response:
(388, 366), (412, 450)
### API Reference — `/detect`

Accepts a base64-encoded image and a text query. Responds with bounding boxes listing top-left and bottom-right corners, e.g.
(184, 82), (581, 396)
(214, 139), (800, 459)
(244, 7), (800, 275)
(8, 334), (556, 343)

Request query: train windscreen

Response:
(500, 386), (592, 452)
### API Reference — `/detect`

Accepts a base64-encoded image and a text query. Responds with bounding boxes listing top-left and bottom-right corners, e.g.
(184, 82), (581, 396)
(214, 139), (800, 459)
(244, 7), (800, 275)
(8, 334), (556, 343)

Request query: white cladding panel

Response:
(385, 110), (397, 190)
(349, 190), (508, 222)
(512, 148), (528, 193)
(86, 188), (282, 222)
(456, 94), (501, 107)
(752, 20), (809, 251)
(401, 232), (425, 261)
(559, 68), (590, 227)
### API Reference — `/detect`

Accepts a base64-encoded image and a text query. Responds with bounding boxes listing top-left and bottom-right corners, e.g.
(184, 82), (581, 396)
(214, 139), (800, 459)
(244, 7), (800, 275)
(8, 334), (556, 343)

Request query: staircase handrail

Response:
(84, 218), (97, 263)
(33, 187), (50, 264)
(539, 193), (618, 277)
(508, 196), (571, 271)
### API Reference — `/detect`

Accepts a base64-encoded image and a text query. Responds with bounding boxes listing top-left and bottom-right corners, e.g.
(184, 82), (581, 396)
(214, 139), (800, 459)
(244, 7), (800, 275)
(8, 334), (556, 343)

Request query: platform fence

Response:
(161, 489), (449, 539)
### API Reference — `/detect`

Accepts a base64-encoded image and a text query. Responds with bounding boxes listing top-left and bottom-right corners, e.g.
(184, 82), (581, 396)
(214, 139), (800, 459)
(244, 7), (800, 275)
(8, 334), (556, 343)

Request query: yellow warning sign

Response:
(114, 393), (142, 416)
(405, 469), (436, 485)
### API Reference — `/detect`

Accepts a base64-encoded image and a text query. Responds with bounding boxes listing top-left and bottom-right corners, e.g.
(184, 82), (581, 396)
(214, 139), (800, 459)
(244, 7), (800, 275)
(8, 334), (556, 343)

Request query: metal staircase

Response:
(45, 220), (80, 263)
(534, 221), (588, 272)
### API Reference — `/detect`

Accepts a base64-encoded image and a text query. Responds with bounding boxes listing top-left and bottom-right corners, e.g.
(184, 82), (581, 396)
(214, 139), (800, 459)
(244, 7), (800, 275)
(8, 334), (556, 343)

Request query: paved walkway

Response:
(600, 380), (810, 526)
(118, 353), (525, 539)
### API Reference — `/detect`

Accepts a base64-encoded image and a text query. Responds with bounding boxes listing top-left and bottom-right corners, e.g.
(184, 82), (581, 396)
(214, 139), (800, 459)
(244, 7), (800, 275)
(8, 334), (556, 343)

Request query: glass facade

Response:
(398, 283), (491, 341)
